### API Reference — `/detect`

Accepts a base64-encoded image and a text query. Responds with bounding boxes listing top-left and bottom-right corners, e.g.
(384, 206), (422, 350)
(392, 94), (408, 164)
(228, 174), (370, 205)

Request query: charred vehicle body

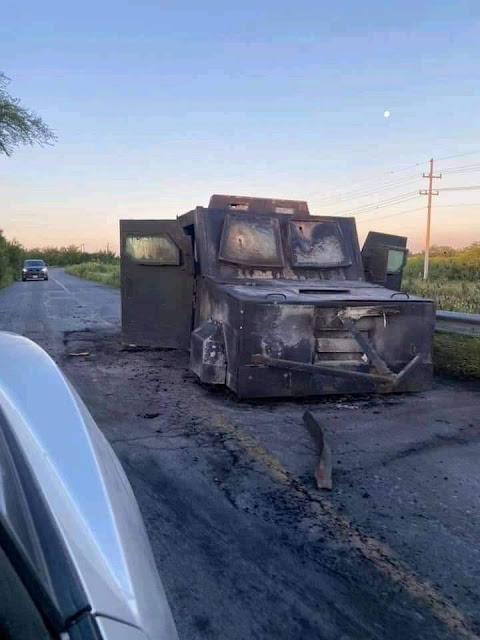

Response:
(120, 195), (434, 398)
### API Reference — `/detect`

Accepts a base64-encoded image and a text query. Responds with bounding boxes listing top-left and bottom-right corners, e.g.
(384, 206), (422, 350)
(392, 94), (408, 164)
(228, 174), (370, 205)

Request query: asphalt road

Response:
(1, 269), (479, 640)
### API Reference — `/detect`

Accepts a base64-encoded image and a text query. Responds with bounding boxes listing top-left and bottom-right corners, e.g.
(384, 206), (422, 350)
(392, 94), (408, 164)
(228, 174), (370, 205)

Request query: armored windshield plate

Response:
(289, 220), (352, 268)
(218, 213), (284, 268)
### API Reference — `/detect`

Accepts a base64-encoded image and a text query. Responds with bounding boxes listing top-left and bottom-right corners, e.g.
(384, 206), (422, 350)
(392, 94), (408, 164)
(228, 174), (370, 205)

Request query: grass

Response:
(65, 262), (120, 287)
(402, 276), (480, 314)
(433, 334), (480, 379)
(402, 247), (480, 379)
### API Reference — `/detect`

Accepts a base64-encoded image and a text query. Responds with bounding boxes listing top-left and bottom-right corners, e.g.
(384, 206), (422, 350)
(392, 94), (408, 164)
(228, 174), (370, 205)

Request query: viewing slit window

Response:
(125, 234), (180, 265)
(218, 214), (284, 267)
(387, 249), (406, 274)
(275, 206), (294, 214)
(289, 221), (351, 267)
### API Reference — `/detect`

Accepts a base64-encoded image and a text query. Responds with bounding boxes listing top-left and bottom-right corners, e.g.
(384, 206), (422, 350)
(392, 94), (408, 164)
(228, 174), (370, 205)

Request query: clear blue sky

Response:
(2, 0), (480, 251)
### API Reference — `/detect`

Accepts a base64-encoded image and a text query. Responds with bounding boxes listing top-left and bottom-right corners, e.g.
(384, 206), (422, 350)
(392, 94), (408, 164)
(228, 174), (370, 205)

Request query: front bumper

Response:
(239, 354), (432, 398)
(234, 301), (435, 398)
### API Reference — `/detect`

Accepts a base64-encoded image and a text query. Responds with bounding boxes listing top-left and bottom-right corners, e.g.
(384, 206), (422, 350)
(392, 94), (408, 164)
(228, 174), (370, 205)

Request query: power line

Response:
(357, 206), (425, 224)
(435, 150), (480, 162)
(310, 160), (430, 206)
(436, 203), (480, 207)
(442, 168), (480, 176)
(332, 191), (420, 216)
(438, 185), (480, 192)
(313, 151), (480, 209)
(313, 175), (418, 206)
(311, 151), (480, 214)
(353, 194), (420, 216)
(315, 175), (421, 207)
(440, 162), (480, 173)
(355, 201), (480, 224)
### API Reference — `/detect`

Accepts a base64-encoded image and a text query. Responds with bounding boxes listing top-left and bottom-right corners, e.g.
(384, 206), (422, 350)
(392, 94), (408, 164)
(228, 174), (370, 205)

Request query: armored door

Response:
(120, 220), (194, 348)
(362, 231), (408, 291)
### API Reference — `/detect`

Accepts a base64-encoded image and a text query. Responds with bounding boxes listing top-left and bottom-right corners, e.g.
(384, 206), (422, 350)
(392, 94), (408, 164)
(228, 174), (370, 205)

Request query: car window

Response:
(24, 260), (45, 267)
(218, 214), (284, 267)
(289, 220), (351, 267)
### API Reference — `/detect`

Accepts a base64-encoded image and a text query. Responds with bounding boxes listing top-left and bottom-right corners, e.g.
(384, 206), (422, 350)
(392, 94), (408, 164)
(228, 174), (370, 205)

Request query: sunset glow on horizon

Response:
(1, 1), (479, 253)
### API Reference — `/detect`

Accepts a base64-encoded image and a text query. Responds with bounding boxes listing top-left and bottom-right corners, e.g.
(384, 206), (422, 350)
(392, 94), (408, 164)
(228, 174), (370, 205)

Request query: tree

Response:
(0, 73), (56, 156)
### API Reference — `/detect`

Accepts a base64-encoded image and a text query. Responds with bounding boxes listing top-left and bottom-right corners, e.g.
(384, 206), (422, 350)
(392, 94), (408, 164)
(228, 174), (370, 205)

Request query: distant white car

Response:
(0, 332), (178, 639)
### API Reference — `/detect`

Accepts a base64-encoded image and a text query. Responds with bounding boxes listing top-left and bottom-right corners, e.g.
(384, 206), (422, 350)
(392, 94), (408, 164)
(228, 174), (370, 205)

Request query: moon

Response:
(384, 110), (391, 118)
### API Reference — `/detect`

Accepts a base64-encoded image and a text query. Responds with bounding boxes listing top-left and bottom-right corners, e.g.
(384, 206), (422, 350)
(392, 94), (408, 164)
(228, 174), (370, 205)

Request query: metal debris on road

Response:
(303, 411), (333, 490)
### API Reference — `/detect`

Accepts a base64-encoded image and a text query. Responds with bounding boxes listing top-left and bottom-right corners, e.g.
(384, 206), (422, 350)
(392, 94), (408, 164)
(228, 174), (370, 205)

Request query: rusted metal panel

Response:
(120, 220), (194, 348)
(121, 194), (435, 398)
(315, 336), (365, 353)
(208, 194), (310, 216)
(190, 319), (227, 384)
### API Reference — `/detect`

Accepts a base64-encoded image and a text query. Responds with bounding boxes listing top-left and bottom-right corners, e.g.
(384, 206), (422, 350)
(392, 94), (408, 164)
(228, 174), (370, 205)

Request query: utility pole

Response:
(419, 158), (442, 280)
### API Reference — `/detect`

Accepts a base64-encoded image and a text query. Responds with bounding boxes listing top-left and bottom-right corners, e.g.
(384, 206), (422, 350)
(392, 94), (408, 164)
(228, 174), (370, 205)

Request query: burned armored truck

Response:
(120, 195), (434, 398)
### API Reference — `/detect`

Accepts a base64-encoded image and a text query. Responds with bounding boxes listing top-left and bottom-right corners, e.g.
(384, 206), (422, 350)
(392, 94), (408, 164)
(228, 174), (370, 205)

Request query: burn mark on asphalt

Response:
(381, 426), (480, 467)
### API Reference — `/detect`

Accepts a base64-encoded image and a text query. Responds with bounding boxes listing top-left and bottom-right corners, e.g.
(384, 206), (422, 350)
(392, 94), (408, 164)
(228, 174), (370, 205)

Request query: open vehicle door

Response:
(120, 220), (194, 348)
(362, 231), (408, 291)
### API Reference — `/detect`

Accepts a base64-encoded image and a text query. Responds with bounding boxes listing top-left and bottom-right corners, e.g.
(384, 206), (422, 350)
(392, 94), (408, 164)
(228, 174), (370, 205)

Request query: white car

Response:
(0, 332), (178, 639)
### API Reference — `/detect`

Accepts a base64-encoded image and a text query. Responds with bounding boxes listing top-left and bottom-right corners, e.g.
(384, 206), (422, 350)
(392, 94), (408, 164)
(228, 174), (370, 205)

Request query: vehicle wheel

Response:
(44, 277), (49, 281)
(22, 278), (26, 282)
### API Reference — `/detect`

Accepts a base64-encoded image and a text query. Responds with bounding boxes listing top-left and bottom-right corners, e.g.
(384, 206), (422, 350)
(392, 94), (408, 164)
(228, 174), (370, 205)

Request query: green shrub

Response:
(27, 246), (118, 267)
(402, 243), (480, 314)
(0, 231), (25, 288)
(65, 262), (120, 287)
(402, 244), (480, 377)
(404, 243), (480, 282)
(402, 277), (480, 314)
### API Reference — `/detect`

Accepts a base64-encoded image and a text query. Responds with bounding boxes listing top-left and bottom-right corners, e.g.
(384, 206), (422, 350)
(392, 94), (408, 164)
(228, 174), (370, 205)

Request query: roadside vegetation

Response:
(65, 262), (120, 287)
(432, 334), (480, 379)
(402, 244), (480, 379)
(0, 232), (118, 289)
(0, 231), (24, 288)
(28, 246), (117, 267)
(402, 243), (480, 314)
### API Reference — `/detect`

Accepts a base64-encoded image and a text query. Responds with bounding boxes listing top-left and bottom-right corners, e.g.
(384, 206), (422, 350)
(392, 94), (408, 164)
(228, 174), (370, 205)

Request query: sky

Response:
(1, 0), (480, 253)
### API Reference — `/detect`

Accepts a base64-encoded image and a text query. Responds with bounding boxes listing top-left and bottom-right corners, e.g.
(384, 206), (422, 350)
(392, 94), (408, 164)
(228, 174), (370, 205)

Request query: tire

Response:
(44, 277), (48, 281)
(22, 278), (26, 282)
